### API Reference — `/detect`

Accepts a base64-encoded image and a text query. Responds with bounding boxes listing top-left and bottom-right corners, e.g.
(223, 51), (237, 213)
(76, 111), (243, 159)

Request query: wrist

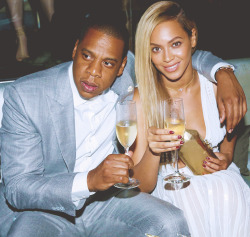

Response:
(215, 66), (234, 81)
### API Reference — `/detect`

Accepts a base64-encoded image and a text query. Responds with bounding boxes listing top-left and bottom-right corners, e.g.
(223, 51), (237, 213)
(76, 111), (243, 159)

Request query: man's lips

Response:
(81, 81), (98, 92)
(164, 62), (180, 72)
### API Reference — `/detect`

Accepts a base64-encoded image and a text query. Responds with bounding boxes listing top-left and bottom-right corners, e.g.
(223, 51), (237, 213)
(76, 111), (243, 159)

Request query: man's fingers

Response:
(107, 167), (130, 177)
(103, 172), (129, 185)
(224, 101), (234, 133)
(102, 158), (134, 182)
(227, 101), (238, 133)
(218, 99), (226, 124)
(113, 175), (130, 184)
(105, 159), (131, 169)
(237, 83), (247, 118)
(106, 155), (134, 169)
(216, 70), (247, 132)
(238, 97), (243, 125)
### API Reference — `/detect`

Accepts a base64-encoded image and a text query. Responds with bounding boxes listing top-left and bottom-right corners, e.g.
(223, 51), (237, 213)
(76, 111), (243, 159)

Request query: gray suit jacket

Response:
(0, 49), (225, 217)
(0, 51), (135, 217)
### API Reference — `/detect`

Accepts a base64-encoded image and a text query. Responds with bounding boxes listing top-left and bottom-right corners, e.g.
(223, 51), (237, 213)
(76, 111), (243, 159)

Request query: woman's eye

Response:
(173, 41), (181, 47)
(152, 47), (161, 52)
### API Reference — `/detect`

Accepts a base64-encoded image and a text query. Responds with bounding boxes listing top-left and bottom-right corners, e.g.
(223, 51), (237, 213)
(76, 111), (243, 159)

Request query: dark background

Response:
(0, 0), (249, 80)
(128, 0), (250, 59)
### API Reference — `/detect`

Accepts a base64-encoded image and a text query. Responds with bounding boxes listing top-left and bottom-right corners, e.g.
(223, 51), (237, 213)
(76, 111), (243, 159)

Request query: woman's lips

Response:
(164, 62), (179, 72)
(81, 81), (98, 92)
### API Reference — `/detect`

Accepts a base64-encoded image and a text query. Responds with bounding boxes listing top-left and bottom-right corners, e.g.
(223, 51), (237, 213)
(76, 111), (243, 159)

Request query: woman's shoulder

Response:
(133, 87), (144, 117)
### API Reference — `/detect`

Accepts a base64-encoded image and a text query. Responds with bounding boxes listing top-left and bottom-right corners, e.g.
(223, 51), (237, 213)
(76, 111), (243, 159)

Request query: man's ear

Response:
(117, 56), (127, 77)
(72, 40), (79, 60)
(191, 28), (197, 48)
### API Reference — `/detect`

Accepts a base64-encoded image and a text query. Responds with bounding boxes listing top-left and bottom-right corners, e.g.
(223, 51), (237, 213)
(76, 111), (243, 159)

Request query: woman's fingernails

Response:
(176, 146), (180, 149)
(169, 131), (174, 134)
(180, 141), (184, 145)
(228, 128), (233, 133)
(206, 157), (210, 160)
(178, 135), (182, 139)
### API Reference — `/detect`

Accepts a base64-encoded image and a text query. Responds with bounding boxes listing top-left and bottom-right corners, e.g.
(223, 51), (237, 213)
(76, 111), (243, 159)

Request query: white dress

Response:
(152, 73), (250, 237)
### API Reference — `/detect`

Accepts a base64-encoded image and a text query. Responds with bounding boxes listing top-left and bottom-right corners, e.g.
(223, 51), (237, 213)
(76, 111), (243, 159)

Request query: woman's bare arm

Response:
(131, 88), (182, 192)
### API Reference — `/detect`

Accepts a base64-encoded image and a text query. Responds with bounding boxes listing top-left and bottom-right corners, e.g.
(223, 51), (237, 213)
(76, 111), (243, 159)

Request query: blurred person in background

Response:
(5, 0), (54, 62)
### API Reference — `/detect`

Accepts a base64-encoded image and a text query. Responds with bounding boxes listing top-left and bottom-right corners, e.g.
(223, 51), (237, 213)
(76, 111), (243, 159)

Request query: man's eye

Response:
(104, 61), (113, 67)
(173, 42), (181, 47)
(83, 53), (91, 59)
(152, 47), (161, 52)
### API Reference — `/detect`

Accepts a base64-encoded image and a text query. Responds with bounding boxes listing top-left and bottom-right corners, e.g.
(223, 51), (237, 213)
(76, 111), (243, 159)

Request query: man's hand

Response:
(216, 69), (247, 133)
(87, 154), (134, 192)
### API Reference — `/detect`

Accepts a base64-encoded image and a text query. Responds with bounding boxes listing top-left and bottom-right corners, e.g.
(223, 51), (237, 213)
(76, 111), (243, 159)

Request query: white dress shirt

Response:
(68, 63), (118, 206)
(210, 62), (235, 82)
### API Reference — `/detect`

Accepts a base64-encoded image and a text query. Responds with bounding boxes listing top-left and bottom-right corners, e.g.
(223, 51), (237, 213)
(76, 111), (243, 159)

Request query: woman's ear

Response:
(191, 28), (197, 48)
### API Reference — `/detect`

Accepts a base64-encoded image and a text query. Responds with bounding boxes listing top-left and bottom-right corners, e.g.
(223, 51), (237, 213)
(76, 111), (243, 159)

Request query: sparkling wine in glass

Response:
(115, 100), (140, 189)
(163, 98), (191, 184)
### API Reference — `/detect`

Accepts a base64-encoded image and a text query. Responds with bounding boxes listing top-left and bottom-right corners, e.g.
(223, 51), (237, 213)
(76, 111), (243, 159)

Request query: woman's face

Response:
(150, 20), (196, 82)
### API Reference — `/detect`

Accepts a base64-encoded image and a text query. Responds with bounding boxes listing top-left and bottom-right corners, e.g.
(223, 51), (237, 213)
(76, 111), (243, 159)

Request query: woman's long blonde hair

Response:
(135, 1), (197, 128)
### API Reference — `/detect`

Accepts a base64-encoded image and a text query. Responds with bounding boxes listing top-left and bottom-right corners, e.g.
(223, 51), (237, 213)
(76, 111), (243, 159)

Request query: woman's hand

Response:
(202, 152), (232, 173)
(147, 127), (184, 155)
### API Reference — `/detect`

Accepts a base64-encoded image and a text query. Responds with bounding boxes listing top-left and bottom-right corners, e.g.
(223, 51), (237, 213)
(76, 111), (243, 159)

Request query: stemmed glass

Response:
(115, 100), (140, 189)
(163, 98), (191, 184)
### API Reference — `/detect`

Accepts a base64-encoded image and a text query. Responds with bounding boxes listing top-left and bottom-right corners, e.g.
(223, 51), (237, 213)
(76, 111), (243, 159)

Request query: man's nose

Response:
(86, 60), (102, 78)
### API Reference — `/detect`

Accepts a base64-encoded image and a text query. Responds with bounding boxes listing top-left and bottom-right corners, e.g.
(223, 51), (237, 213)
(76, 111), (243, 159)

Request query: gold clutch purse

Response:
(178, 129), (217, 175)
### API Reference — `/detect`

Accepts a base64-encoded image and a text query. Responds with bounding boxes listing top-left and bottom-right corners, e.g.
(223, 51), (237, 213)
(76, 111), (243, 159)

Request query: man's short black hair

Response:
(77, 10), (129, 58)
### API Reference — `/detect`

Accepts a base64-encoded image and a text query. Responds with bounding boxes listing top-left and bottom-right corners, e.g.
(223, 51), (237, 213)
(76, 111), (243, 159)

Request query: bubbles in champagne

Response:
(164, 118), (185, 136)
(116, 120), (137, 148)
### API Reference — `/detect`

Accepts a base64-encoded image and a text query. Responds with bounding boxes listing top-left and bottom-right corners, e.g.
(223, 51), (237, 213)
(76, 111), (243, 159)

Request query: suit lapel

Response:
(111, 67), (134, 101)
(46, 63), (76, 172)
(44, 57), (135, 172)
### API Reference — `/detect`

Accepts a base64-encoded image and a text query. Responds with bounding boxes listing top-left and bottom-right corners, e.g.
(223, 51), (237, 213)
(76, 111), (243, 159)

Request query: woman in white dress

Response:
(131, 1), (250, 236)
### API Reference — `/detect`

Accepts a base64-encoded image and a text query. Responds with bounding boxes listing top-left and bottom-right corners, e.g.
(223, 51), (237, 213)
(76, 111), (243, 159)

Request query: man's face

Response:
(72, 28), (127, 99)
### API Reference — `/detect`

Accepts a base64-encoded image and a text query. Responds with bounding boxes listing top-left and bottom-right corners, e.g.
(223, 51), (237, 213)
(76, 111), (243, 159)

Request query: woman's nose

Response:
(163, 48), (174, 62)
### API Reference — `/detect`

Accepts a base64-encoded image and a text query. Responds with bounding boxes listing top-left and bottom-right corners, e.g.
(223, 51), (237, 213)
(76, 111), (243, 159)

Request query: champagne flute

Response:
(163, 98), (191, 184)
(115, 100), (140, 189)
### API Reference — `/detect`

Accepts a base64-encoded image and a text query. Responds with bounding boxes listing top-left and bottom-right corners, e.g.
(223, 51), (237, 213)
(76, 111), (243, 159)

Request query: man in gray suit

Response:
(0, 11), (246, 237)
